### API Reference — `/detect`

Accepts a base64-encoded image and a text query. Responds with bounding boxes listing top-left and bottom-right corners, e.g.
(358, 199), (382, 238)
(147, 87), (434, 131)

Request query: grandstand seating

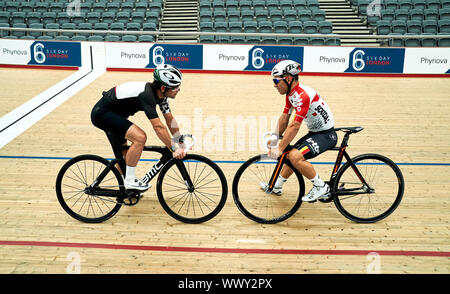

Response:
(198, 0), (341, 45)
(0, 0), (448, 46)
(352, 0), (450, 46)
(0, 0), (163, 41)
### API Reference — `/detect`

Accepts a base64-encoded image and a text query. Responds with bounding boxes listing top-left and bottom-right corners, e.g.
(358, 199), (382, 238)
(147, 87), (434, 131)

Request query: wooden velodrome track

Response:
(0, 67), (449, 274)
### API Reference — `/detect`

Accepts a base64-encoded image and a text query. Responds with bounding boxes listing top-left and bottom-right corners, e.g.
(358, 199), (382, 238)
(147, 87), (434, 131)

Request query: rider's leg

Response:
(274, 150), (317, 186)
(124, 124), (146, 167)
(123, 124), (149, 190)
(288, 149), (321, 180)
(288, 149), (329, 201)
(287, 149), (317, 179)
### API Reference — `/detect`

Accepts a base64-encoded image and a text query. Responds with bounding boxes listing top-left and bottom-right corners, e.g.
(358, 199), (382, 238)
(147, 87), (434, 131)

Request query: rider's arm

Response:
(275, 113), (291, 136)
(278, 120), (301, 151)
(150, 117), (173, 150)
(162, 112), (181, 137)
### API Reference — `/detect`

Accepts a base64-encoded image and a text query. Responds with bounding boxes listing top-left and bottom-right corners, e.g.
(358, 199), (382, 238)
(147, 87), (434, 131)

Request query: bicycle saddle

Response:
(334, 127), (364, 134)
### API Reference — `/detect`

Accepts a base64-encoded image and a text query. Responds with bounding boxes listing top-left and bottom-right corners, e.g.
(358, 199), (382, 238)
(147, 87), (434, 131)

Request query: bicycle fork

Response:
(175, 160), (195, 192)
(264, 151), (290, 194)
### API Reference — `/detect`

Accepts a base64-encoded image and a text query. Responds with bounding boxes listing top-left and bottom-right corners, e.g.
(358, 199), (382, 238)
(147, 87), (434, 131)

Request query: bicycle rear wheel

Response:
(55, 154), (124, 223)
(232, 155), (305, 224)
(333, 153), (404, 223)
(156, 154), (228, 223)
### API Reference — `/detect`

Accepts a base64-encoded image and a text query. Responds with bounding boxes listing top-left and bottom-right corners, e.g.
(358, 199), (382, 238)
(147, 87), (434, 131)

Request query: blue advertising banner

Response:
(146, 44), (203, 69)
(244, 45), (304, 71)
(345, 48), (405, 73)
(28, 41), (81, 67)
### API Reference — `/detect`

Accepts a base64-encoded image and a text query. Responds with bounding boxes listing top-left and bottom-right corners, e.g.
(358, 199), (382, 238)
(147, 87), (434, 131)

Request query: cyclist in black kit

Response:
(91, 64), (186, 191)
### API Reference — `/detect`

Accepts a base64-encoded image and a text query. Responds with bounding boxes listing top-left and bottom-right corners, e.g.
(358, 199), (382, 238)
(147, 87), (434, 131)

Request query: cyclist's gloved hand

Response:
(173, 148), (186, 159)
(268, 146), (282, 159)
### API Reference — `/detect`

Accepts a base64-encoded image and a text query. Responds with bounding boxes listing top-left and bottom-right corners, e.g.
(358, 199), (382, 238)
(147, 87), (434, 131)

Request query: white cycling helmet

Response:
(153, 64), (182, 88)
(271, 60), (301, 77)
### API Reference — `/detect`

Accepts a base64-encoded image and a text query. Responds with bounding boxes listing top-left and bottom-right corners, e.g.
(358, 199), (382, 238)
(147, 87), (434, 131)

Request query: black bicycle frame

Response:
(86, 146), (194, 198)
(327, 132), (372, 196)
(265, 132), (372, 197)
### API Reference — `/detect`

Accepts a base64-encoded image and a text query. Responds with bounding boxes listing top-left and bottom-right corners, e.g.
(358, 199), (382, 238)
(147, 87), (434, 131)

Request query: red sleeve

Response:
(283, 95), (291, 114)
(293, 92), (310, 123)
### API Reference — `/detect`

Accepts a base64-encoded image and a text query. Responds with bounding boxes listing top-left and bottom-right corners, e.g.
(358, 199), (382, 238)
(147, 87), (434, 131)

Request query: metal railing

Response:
(1, 27), (450, 45)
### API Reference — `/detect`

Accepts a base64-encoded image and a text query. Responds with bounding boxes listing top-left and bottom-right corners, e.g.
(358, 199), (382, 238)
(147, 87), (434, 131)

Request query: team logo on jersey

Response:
(314, 105), (330, 124)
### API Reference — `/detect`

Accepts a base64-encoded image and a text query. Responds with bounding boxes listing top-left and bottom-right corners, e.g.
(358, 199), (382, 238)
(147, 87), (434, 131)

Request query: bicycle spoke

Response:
(193, 164), (207, 186)
(193, 169), (214, 187)
(165, 173), (187, 186)
(193, 189), (217, 207)
(195, 177), (218, 190)
(69, 167), (87, 186)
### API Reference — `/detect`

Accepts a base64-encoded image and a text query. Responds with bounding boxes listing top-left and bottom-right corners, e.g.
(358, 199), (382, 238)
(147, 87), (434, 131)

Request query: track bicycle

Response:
(232, 127), (405, 224)
(56, 135), (228, 224)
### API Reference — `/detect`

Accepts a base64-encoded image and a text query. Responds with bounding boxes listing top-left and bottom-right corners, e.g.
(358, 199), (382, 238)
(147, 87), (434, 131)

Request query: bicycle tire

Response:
(232, 155), (305, 224)
(333, 153), (404, 223)
(55, 154), (124, 223)
(156, 154), (228, 223)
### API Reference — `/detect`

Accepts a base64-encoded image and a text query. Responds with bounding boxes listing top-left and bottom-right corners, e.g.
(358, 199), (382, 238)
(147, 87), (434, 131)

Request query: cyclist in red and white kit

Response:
(263, 60), (338, 202)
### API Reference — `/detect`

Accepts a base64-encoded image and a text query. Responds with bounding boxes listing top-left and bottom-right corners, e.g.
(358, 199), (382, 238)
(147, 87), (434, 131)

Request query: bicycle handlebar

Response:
(179, 134), (196, 154)
(262, 132), (279, 152)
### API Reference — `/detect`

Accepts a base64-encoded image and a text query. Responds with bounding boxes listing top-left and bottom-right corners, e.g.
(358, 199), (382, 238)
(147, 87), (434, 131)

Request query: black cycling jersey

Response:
(91, 81), (172, 160)
(97, 81), (171, 120)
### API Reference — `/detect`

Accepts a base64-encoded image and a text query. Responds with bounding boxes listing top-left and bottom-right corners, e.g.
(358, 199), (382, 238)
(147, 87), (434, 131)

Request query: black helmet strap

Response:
(282, 75), (294, 94)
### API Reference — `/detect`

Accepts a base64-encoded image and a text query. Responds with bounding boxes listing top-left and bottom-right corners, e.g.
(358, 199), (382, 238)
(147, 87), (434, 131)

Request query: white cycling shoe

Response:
(302, 184), (330, 202)
(124, 178), (151, 191)
(259, 182), (283, 195)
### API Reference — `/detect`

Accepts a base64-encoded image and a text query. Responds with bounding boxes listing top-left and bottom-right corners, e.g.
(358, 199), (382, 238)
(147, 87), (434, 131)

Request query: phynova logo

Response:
(319, 55), (346, 64)
(420, 57), (448, 65)
(147, 44), (203, 69)
(345, 48), (405, 73)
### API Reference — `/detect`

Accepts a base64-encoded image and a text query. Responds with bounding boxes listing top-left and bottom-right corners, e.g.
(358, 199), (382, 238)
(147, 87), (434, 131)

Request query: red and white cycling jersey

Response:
(283, 84), (334, 132)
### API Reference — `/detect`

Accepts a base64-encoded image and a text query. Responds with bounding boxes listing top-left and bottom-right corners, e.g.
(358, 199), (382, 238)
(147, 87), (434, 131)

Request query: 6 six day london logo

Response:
(345, 48), (405, 73)
(28, 41), (81, 67)
(245, 45), (303, 71)
(146, 44), (203, 69)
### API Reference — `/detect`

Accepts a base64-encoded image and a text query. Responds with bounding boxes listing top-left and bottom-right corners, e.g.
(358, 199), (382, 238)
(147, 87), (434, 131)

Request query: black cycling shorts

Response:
(91, 104), (133, 138)
(293, 129), (338, 160)
(91, 103), (133, 160)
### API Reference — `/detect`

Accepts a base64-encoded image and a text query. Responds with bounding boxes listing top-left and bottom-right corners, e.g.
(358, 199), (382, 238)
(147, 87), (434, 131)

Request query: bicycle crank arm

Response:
(84, 187), (122, 197)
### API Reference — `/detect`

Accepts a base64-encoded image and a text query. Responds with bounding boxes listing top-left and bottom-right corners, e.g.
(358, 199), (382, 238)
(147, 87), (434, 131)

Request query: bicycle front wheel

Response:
(55, 154), (124, 223)
(333, 153), (405, 223)
(156, 154), (228, 223)
(232, 155), (305, 224)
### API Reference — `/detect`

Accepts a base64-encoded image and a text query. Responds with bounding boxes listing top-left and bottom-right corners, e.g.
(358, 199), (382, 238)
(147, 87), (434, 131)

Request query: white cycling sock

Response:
(125, 165), (136, 181)
(275, 175), (287, 188)
(311, 174), (325, 187)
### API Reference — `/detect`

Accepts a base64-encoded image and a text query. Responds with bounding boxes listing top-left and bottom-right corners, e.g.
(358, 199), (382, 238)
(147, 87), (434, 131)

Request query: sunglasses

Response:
(273, 78), (284, 85)
(165, 85), (180, 91)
